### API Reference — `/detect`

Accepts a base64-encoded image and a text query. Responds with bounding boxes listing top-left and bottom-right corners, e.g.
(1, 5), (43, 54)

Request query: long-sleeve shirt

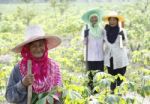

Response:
(104, 28), (129, 69)
(81, 26), (105, 61)
(5, 60), (62, 104)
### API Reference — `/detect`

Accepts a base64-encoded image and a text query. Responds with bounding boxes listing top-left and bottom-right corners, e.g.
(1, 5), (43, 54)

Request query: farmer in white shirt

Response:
(81, 8), (105, 92)
(103, 11), (129, 93)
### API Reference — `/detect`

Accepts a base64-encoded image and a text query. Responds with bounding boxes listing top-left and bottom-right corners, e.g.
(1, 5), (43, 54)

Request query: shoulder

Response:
(102, 28), (106, 34)
(119, 27), (127, 35)
(12, 63), (20, 74)
(48, 58), (61, 76)
(100, 27), (106, 37)
(104, 24), (109, 31)
(120, 27), (127, 33)
(9, 63), (22, 81)
(82, 24), (87, 30)
(48, 58), (60, 69)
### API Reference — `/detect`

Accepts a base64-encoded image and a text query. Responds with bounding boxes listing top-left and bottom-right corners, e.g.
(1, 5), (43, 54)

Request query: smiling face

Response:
(108, 17), (118, 27)
(29, 39), (46, 58)
(90, 15), (98, 26)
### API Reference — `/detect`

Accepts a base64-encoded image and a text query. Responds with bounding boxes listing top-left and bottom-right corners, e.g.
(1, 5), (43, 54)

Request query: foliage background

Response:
(0, 0), (150, 104)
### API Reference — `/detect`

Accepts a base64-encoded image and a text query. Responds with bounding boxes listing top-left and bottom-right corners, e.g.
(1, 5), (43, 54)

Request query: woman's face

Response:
(108, 17), (118, 27)
(90, 16), (98, 26)
(29, 39), (45, 58)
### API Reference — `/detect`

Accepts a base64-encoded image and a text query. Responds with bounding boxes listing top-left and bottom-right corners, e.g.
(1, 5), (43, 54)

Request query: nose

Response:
(36, 47), (41, 52)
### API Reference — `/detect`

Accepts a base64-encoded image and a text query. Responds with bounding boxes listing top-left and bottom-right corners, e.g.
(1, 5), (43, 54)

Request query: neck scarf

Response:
(19, 41), (55, 93)
(105, 24), (119, 44)
(88, 14), (102, 38)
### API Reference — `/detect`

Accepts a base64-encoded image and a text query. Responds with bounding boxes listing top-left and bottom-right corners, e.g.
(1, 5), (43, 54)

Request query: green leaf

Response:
(32, 93), (38, 104)
(70, 90), (82, 100)
(48, 86), (58, 95)
(62, 90), (68, 99)
(36, 96), (47, 104)
(137, 85), (150, 97)
(38, 92), (48, 99)
(105, 95), (120, 104)
(99, 78), (111, 88)
(47, 95), (54, 104)
(126, 97), (135, 104)
(143, 85), (150, 96)
(127, 82), (136, 92)
(93, 72), (112, 82)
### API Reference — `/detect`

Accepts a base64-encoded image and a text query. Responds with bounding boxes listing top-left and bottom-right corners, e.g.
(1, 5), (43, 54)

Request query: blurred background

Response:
(0, 0), (150, 104)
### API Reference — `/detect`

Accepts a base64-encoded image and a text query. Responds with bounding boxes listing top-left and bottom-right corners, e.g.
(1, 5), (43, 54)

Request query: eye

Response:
(30, 44), (35, 49)
(39, 42), (44, 47)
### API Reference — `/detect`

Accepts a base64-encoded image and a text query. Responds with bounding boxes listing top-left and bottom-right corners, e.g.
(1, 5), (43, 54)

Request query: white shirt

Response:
(81, 26), (105, 61)
(104, 28), (129, 69)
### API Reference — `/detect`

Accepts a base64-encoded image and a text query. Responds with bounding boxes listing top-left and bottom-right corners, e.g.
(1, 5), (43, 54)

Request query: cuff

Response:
(16, 81), (27, 93)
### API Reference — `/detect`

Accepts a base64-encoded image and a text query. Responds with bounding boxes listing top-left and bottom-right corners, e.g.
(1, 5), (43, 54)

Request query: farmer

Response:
(103, 11), (129, 93)
(5, 25), (62, 104)
(81, 8), (105, 92)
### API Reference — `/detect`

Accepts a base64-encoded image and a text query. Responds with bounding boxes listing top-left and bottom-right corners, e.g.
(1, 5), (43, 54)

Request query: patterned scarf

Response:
(19, 41), (61, 94)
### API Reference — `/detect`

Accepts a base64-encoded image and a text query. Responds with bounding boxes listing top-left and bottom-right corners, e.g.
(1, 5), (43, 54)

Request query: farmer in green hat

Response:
(81, 8), (105, 93)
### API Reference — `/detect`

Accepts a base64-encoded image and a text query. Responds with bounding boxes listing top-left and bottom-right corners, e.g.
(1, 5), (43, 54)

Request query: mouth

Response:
(110, 24), (116, 27)
(33, 52), (44, 58)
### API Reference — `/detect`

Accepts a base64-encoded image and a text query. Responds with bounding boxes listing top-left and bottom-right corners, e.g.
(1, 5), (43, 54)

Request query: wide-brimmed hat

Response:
(81, 8), (103, 23)
(103, 11), (125, 22)
(12, 25), (61, 53)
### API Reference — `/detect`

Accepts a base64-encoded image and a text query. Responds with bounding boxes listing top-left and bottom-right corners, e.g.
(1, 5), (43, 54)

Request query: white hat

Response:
(12, 25), (61, 53)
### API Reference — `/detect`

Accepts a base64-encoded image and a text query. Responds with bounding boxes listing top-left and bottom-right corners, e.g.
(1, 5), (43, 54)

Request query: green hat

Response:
(81, 8), (103, 23)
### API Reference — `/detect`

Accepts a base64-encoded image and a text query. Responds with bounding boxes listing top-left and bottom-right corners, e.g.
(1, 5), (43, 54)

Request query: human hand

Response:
(22, 74), (34, 87)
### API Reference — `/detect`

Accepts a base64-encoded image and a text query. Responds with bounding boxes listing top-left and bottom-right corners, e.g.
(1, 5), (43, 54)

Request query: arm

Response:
(122, 29), (128, 47)
(5, 64), (27, 103)
(53, 64), (62, 87)
(81, 25), (89, 45)
(102, 29), (106, 51)
(53, 63), (62, 101)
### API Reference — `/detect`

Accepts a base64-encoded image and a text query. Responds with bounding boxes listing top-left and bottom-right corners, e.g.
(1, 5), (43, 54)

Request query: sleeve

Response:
(102, 29), (106, 51)
(52, 62), (62, 100)
(102, 28), (106, 41)
(53, 63), (62, 87)
(81, 25), (87, 45)
(5, 64), (27, 103)
(122, 29), (128, 46)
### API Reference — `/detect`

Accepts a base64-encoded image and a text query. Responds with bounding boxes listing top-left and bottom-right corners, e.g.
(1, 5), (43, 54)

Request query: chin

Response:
(110, 24), (117, 27)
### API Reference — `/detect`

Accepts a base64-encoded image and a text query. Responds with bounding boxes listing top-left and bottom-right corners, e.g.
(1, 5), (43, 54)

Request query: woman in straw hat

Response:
(81, 8), (105, 92)
(103, 11), (129, 93)
(5, 25), (62, 104)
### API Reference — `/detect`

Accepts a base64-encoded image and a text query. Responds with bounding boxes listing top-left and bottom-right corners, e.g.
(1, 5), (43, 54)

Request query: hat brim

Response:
(82, 9), (102, 23)
(11, 34), (61, 53)
(103, 15), (125, 22)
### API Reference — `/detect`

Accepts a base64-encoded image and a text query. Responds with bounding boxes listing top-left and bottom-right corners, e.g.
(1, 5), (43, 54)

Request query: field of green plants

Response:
(0, 1), (150, 104)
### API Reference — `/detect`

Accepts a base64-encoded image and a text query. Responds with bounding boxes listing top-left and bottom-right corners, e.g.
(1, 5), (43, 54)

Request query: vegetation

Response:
(0, 0), (149, 104)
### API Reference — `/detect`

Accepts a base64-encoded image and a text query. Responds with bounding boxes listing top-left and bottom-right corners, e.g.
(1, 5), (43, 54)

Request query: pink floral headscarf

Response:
(19, 40), (62, 94)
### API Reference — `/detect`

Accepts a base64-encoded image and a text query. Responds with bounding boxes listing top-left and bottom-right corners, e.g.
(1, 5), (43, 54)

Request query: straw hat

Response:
(103, 11), (125, 22)
(12, 25), (61, 53)
(81, 8), (103, 23)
